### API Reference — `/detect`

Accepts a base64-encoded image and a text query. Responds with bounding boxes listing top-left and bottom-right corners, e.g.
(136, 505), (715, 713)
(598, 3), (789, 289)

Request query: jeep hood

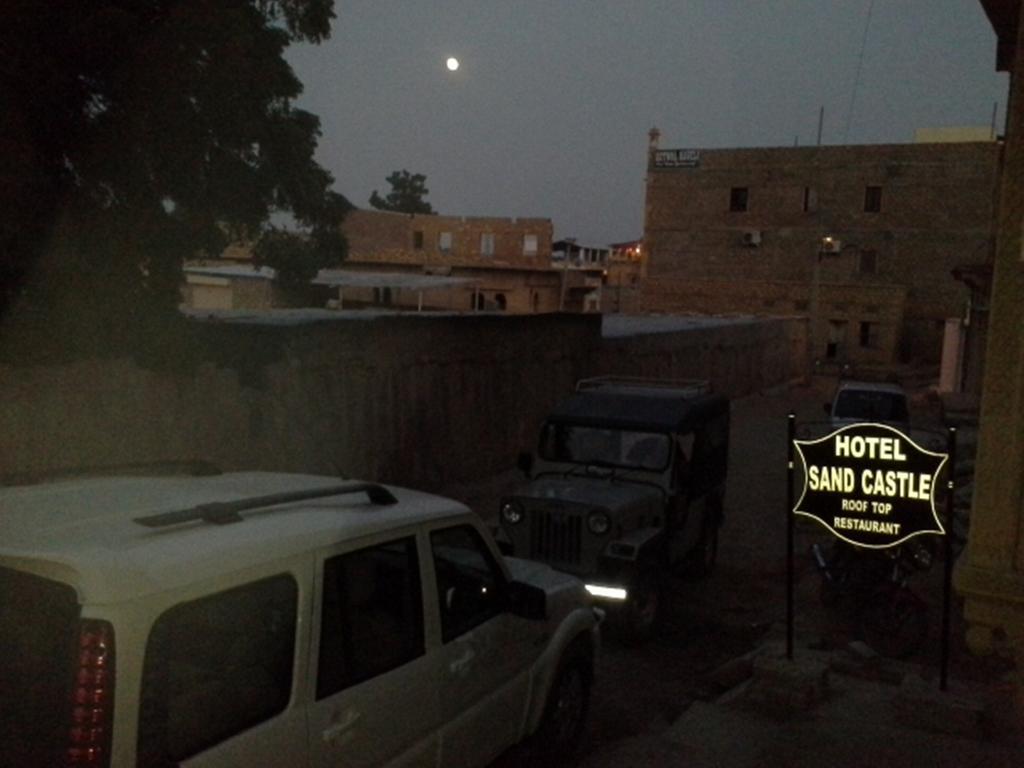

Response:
(512, 476), (663, 509)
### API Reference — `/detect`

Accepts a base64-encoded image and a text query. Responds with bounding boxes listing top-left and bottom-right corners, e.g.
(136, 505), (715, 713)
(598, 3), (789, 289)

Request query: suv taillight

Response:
(63, 620), (115, 767)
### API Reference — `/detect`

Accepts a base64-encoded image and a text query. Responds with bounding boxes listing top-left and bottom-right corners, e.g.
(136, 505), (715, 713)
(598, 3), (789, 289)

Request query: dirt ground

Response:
(457, 377), (1014, 767)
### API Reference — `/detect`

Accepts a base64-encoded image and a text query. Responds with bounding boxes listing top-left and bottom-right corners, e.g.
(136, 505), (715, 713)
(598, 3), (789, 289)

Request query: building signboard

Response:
(653, 149), (701, 168)
(793, 423), (947, 548)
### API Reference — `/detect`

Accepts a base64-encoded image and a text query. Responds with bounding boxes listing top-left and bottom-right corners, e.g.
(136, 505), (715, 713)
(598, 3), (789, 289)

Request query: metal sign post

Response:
(940, 426), (957, 692)
(787, 414), (796, 660)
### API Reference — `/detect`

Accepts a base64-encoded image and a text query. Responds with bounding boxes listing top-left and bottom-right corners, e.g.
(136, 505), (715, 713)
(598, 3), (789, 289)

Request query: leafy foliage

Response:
(369, 170), (436, 214)
(254, 225), (345, 289)
(0, 0), (347, 361)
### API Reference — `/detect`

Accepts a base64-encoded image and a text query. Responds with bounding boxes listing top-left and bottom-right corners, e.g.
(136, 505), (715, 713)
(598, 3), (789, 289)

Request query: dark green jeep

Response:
(497, 377), (730, 640)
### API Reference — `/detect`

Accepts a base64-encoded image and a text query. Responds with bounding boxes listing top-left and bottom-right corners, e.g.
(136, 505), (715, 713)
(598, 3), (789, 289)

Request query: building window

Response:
(802, 187), (817, 212)
(523, 234), (538, 256)
(858, 249), (878, 275)
(439, 231), (452, 253)
(729, 187), (749, 212)
(859, 321), (877, 348)
(413, 231), (424, 250)
(480, 233), (495, 257)
(826, 320), (847, 359)
(864, 186), (882, 213)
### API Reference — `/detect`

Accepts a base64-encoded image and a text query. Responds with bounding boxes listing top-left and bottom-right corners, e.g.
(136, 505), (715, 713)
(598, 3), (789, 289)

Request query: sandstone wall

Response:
(0, 314), (805, 492)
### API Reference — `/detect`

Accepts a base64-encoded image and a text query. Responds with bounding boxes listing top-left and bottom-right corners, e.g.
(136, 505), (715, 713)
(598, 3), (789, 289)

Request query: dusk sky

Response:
(285, 1), (1009, 245)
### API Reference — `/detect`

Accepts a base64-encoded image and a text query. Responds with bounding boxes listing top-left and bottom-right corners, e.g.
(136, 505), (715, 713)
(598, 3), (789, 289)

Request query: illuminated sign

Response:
(654, 149), (701, 168)
(793, 423), (947, 548)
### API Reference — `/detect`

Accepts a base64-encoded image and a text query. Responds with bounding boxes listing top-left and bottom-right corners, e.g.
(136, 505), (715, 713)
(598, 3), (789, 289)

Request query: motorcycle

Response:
(811, 537), (934, 659)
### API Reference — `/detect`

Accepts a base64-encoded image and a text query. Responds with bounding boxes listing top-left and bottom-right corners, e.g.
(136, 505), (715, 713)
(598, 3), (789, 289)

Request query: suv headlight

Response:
(587, 510), (611, 535)
(501, 501), (524, 525)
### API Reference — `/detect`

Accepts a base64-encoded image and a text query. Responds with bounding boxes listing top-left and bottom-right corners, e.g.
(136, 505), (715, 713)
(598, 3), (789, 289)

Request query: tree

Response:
(0, 0), (349, 361)
(369, 170), (435, 214)
(254, 224), (345, 289)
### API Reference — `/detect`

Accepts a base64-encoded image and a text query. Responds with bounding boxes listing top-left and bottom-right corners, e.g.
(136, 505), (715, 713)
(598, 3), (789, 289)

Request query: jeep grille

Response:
(530, 510), (583, 566)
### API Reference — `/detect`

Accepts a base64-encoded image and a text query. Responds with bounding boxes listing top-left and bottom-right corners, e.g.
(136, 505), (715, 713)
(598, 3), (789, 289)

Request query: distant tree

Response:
(254, 223), (346, 289)
(369, 170), (435, 214)
(0, 0), (349, 362)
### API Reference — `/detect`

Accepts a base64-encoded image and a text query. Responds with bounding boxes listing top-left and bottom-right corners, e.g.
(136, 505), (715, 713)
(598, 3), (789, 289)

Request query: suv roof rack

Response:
(576, 376), (711, 397)
(134, 483), (398, 529)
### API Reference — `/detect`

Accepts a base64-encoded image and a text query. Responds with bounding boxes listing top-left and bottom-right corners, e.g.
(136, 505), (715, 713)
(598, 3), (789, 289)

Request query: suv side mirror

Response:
(823, 403), (831, 416)
(507, 580), (547, 620)
(516, 452), (534, 477)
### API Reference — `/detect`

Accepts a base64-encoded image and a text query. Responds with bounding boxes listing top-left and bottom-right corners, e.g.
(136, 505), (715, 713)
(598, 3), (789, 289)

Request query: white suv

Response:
(0, 470), (600, 768)
(825, 380), (910, 430)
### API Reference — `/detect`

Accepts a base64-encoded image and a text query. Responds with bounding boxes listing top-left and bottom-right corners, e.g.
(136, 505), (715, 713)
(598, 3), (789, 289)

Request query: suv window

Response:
(431, 526), (506, 643)
(137, 575), (297, 765)
(316, 537), (424, 698)
(0, 568), (80, 767)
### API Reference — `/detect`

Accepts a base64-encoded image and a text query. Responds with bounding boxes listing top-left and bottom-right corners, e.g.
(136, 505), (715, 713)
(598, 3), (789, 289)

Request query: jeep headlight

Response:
(587, 510), (611, 535)
(501, 501), (524, 525)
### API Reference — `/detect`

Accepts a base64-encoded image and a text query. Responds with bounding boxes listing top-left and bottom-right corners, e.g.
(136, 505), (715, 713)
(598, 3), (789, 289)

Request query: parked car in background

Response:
(825, 379), (911, 431)
(497, 377), (730, 641)
(0, 469), (600, 768)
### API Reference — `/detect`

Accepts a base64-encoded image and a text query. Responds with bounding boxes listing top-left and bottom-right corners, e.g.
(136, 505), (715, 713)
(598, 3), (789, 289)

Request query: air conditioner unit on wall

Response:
(741, 229), (762, 247)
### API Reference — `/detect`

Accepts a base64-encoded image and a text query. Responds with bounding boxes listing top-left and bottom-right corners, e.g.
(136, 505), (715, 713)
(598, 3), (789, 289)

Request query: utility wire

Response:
(843, 0), (875, 143)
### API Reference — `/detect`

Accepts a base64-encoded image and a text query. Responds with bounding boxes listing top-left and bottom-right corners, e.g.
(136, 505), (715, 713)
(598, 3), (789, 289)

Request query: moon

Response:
(446, 57), (460, 72)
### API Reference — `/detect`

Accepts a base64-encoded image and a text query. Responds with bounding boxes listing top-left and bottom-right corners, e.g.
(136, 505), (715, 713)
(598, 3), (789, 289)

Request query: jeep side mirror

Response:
(516, 451), (533, 477)
(507, 580), (547, 620)
(823, 403), (831, 415)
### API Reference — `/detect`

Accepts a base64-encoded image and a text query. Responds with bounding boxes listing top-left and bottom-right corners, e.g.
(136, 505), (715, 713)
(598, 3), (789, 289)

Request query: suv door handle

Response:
(322, 710), (361, 744)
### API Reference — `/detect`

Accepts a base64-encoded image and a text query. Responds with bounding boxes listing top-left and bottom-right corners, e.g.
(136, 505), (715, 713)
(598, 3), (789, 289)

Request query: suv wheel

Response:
(532, 647), (591, 757)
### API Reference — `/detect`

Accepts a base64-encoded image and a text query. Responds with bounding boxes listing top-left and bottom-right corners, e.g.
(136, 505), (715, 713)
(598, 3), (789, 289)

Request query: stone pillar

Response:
(956, 0), (1024, 710)
(938, 318), (965, 394)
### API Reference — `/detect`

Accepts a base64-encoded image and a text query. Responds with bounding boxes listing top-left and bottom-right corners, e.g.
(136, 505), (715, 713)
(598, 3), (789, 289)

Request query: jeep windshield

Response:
(539, 422), (671, 471)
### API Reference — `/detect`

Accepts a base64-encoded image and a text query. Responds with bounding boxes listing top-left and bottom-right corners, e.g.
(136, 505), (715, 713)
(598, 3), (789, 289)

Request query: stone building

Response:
(182, 264), (278, 311)
(605, 239), (646, 313)
(957, 0), (1024, 711)
(341, 209), (603, 313)
(638, 135), (1001, 367)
